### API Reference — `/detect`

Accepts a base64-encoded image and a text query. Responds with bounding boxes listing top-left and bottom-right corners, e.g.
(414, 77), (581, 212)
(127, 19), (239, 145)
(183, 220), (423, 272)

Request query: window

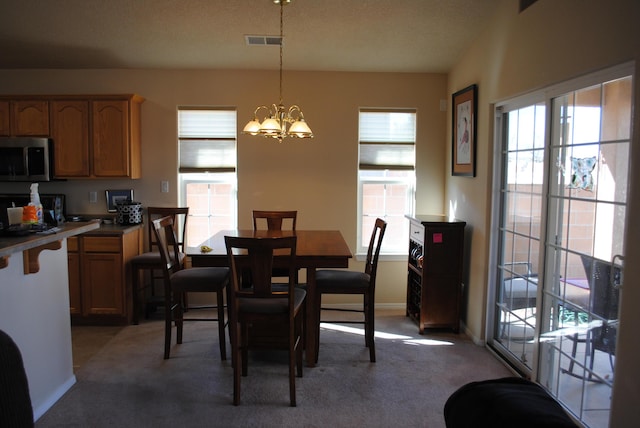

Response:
(358, 109), (416, 254)
(178, 107), (237, 247)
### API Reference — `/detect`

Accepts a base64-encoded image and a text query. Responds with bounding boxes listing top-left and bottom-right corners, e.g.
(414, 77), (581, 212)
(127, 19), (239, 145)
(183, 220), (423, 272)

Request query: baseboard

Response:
(460, 320), (485, 346)
(321, 303), (405, 311)
(33, 374), (76, 421)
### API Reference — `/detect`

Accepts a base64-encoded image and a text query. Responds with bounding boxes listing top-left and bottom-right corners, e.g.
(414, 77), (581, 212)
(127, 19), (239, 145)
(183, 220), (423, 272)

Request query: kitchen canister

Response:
(115, 200), (143, 225)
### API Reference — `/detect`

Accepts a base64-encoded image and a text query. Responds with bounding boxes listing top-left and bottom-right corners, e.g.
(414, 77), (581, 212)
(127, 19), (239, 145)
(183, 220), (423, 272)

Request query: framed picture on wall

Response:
(105, 189), (133, 212)
(452, 84), (477, 177)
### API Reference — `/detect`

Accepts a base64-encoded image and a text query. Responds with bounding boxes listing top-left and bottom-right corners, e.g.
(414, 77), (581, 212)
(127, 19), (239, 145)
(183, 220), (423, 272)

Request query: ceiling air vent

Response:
(245, 35), (283, 46)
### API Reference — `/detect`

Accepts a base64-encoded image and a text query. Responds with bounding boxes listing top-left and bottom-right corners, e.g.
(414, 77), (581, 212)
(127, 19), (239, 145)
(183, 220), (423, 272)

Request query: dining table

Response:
(186, 229), (353, 367)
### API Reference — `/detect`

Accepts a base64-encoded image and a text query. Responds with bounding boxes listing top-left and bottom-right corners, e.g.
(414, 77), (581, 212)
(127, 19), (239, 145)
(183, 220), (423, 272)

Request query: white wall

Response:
(0, 241), (75, 421)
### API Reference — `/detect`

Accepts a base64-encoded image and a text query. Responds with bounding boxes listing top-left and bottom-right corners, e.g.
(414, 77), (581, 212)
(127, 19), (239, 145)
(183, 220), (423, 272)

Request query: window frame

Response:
(357, 108), (416, 256)
(177, 107), (238, 247)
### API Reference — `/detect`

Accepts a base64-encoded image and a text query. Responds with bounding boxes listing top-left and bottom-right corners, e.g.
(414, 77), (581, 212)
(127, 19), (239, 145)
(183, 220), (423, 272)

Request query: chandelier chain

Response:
(279, 0), (284, 106)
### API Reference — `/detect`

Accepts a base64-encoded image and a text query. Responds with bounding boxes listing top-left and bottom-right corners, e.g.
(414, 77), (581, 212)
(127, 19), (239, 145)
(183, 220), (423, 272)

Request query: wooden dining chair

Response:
(225, 235), (305, 406)
(131, 207), (189, 324)
(252, 210), (297, 231)
(153, 216), (229, 360)
(314, 218), (387, 363)
(252, 210), (299, 282)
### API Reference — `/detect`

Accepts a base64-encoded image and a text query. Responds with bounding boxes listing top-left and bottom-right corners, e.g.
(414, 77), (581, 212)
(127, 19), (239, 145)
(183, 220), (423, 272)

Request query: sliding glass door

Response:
(488, 65), (632, 428)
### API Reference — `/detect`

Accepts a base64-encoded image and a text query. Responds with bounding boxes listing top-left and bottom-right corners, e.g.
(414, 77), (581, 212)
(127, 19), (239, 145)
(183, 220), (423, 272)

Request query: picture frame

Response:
(105, 189), (134, 212)
(452, 84), (477, 177)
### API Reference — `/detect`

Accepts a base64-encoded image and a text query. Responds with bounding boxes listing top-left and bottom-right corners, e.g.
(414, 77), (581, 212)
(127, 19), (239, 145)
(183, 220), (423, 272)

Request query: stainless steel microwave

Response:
(0, 137), (53, 181)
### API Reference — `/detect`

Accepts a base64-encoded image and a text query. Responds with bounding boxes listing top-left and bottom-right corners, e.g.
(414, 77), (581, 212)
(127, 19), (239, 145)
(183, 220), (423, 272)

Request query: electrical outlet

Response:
(89, 191), (97, 203)
(161, 180), (169, 193)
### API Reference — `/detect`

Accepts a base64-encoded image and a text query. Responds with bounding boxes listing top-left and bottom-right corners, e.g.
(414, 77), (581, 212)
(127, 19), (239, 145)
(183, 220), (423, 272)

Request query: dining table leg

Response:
(305, 267), (318, 367)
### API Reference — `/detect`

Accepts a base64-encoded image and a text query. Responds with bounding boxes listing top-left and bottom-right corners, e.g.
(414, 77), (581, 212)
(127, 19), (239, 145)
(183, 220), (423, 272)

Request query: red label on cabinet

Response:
(433, 233), (443, 243)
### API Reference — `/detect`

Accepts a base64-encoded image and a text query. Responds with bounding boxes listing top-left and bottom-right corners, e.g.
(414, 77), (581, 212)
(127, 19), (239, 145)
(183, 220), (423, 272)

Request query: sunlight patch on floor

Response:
(319, 322), (454, 346)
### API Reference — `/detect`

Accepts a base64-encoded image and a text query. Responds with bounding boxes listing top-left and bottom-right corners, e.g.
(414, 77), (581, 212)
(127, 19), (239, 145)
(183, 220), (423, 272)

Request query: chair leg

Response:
(289, 322), (297, 407)
(132, 265), (141, 325)
(176, 296), (184, 345)
(163, 296), (172, 360)
(315, 292), (322, 363)
(230, 322), (241, 406)
(566, 333), (580, 374)
(363, 295), (370, 348)
(217, 291), (227, 360)
(241, 323), (249, 377)
(365, 293), (375, 362)
(296, 313), (304, 378)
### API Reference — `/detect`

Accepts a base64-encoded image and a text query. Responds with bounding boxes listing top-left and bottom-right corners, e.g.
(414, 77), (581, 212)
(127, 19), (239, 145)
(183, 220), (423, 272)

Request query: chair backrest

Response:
(146, 207), (189, 252)
(580, 255), (621, 320)
(365, 218), (387, 287)
(151, 216), (183, 278)
(225, 235), (297, 304)
(252, 210), (297, 231)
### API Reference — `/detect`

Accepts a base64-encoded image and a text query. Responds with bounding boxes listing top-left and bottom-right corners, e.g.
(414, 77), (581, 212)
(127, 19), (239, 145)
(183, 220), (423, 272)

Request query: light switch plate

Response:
(89, 191), (97, 203)
(161, 181), (169, 193)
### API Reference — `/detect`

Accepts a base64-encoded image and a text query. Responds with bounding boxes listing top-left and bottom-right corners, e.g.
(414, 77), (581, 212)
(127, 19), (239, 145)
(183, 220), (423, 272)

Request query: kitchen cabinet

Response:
(406, 215), (466, 333)
(91, 97), (142, 178)
(67, 225), (142, 325)
(0, 101), (9, 135)
(51, 95), (144, 178)
(50, 100), (90, 177)
(0, 99), (49, 136)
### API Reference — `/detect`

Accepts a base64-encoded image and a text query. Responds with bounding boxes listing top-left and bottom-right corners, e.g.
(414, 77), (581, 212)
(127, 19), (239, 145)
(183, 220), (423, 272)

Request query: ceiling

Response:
(0, 0), (502, 73)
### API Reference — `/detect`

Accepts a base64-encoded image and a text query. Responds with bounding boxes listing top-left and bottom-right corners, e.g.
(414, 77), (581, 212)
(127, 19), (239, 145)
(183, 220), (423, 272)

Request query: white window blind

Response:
(178, 108), (237, 173)
(359, 109), (416, 170)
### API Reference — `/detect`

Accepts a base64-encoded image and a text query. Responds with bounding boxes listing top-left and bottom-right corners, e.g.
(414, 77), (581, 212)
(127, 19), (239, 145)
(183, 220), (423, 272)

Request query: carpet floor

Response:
(36, 308), (513, 428)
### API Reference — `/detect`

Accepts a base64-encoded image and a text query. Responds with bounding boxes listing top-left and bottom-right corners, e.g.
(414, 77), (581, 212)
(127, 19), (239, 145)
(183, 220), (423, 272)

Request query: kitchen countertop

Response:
(69, 221), (143, 236)
(0, 221), (101, 258)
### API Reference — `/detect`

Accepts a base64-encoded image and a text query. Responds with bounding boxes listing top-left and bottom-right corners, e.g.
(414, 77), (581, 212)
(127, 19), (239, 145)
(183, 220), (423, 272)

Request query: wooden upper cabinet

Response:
(0, 99), (49, 136)
(44, 94), (144, 179)
(50, 100), (91, 177)
(1, 94), (143, 178)
(0, 101), (10, 136)
(91, 96), (143, 178)
(11, 100), (49, 136)
(92, 99), (130, 177)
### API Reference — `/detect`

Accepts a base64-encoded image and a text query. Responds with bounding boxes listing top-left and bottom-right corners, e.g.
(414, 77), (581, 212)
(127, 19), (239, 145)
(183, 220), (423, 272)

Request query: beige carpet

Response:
(36, 309), (513, 428)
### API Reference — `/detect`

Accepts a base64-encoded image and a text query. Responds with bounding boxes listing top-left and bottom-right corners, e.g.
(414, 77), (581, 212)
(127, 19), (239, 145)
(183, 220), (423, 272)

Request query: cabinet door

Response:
(422, 225), (464, 332)
(50, 100), (90, 177)
(81, 253), (125, 316)
(0, 101), (9, 136)
(92, 99), (130, 177)
(11, 100), (49, 136)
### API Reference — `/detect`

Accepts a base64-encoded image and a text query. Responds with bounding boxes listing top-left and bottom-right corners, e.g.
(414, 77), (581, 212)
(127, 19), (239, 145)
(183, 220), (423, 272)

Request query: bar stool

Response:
(314, 218), (387, 362)
(131, 207), (189, 324)
(154, 216), (228, 360)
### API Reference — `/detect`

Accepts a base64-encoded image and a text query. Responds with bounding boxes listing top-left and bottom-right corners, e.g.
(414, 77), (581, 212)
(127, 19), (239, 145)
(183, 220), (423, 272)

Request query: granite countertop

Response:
(0, 220), (101, 258)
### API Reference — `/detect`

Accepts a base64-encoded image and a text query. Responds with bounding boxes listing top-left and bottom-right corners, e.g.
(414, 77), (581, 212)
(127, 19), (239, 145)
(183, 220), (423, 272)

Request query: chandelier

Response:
(242, 0), (313, 142)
